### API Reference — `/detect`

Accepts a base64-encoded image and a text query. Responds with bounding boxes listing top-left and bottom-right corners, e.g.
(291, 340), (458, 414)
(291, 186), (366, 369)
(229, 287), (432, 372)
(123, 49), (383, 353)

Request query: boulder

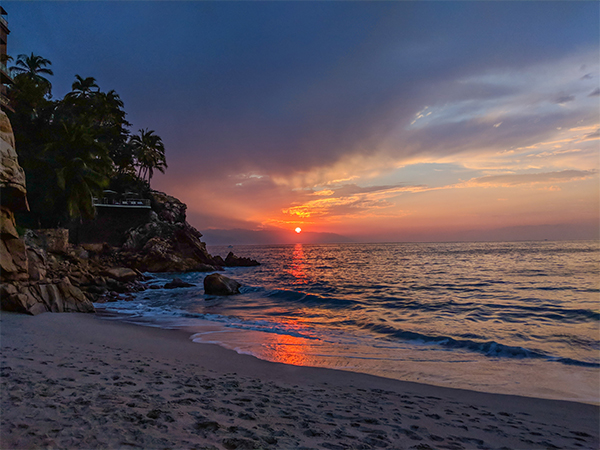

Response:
(203, 273), (241, 296)
(103, 267), (139, 283)
(224, 251), (260, 267)
(163, 277), (196, 289)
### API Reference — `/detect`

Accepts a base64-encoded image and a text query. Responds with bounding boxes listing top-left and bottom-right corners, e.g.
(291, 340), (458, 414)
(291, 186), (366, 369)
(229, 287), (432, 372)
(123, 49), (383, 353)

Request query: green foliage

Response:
(7, 54), (168, 228)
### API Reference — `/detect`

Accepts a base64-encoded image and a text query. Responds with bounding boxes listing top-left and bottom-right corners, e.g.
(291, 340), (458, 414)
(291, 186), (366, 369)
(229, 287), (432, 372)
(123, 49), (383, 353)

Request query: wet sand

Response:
(1, 311), (598, 449)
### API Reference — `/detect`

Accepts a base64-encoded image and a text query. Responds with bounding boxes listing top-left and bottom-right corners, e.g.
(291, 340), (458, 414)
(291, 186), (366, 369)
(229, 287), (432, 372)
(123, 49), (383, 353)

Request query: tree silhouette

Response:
(10, 53), (53, 97)
(130, 128), (168, 184)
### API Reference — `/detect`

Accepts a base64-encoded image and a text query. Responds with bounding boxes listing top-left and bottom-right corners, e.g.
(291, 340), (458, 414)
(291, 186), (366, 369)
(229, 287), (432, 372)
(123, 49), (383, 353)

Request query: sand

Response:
(1, 312), (598, 450)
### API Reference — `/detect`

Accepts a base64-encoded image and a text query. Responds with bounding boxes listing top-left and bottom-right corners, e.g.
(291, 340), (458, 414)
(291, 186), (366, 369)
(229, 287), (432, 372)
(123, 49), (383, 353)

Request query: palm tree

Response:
(49, 122), (111, 220)
(130, 128), (168, 184)
(67, 75), (100, 99)
(9, 53), (53, 96)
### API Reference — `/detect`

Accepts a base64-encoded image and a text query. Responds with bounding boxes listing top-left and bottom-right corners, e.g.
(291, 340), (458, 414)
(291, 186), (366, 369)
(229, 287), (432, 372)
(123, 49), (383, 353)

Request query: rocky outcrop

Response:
(121, 220), (218, 272)
(204, 273), (241, 295)
(224, 251), (260, 267)
(119, 190), (223, 273)
(1, 108), (259, 313)
(149, 190), (187, 224)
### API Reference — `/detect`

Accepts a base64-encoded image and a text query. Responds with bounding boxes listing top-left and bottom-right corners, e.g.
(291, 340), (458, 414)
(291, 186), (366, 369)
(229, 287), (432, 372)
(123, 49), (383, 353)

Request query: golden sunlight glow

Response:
(295, 227), (302, 233)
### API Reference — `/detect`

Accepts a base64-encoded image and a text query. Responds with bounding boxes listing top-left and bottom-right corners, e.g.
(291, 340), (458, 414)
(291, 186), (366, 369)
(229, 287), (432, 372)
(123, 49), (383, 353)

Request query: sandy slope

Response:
(1, 311), (598, 450)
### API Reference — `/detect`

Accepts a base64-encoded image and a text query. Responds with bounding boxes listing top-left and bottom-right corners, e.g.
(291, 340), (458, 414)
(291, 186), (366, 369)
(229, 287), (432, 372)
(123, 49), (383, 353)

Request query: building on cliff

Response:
(0, 7), (13, 112)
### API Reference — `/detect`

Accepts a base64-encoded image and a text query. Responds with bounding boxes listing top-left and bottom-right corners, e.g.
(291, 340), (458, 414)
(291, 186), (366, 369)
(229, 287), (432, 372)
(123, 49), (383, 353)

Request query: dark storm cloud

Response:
(6, 1), (599, 182)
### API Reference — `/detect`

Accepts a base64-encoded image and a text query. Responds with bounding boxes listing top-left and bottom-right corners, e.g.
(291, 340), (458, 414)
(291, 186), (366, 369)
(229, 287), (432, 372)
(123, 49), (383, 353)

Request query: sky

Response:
(6, 1), (600, 244)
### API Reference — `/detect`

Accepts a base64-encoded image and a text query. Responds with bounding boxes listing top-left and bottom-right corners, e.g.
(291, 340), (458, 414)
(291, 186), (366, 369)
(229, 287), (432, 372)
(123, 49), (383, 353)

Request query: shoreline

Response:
(1, 311), (598, 449)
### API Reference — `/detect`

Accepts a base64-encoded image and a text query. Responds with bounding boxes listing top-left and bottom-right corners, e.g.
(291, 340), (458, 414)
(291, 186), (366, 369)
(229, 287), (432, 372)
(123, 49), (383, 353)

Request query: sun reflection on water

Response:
(261, 333), (314, 366)
(287, 243), (308, 284)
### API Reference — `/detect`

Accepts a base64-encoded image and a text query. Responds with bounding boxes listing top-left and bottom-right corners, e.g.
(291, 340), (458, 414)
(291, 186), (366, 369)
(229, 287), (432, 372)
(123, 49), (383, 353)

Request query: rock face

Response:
(0, 110), (28, 212)
(0, 111), (29, 283)
(0, 278), (95, 315)
(120, 190), (222, 273)
(203, 273), (241, 295)
(149, 190), (187, 224)
(0, 110), (94, 315)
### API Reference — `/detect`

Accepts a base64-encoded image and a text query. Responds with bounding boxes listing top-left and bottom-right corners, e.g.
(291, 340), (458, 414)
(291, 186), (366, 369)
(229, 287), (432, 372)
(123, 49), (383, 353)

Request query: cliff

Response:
(0, 110), (95, 314)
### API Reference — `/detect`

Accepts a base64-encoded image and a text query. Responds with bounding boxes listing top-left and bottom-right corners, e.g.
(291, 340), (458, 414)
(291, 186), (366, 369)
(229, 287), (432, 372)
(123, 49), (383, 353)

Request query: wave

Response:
(354, 321), (599, 368)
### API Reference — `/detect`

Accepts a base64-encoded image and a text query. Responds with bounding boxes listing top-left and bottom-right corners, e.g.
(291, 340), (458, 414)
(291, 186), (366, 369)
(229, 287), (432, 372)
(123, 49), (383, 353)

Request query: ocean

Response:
(95, 241), (600, 404)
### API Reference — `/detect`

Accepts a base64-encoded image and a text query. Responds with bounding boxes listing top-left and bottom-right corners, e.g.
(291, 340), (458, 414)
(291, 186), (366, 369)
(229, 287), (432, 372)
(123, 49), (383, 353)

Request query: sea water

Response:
(95, 241), (600, 404)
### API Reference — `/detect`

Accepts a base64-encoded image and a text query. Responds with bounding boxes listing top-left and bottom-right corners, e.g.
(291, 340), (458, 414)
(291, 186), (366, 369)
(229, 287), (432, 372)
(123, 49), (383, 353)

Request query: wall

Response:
(72, 206), (151, 246)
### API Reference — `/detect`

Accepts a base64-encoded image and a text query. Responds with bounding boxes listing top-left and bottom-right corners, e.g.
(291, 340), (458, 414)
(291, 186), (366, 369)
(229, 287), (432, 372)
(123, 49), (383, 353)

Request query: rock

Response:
(25, 229), (69, 254)
(121, 221), (219, 272)
(0, 207), (29, 282)
(103, 267), (139, 282)
(203, 273), (241, 295)
(72, 246), (89, 260)
(26, 246), (47, 281)
(149, 190), (188, 224)
(0, 278), (94, 315)
(224, 252), (260, 267)
(163, 278), (196, 289)
(81, 243), (108, 254)
(0, 110), (28, 212)
(0, 111), (95, 315)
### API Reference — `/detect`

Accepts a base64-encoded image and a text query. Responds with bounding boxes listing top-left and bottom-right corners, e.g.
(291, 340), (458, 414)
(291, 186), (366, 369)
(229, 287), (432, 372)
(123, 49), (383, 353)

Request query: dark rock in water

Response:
(163, 278), (196, 289)
(204, 273), (241, 295)
(224, 252), (260, 267)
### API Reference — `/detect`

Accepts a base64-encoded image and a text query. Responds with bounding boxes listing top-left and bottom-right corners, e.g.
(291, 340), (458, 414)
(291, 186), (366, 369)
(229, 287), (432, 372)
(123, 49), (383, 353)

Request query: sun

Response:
(295, 227), (302, 234)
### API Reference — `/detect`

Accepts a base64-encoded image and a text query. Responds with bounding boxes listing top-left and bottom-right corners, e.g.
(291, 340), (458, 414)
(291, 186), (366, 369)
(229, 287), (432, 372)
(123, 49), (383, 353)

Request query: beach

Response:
(1, 311), (598, 450)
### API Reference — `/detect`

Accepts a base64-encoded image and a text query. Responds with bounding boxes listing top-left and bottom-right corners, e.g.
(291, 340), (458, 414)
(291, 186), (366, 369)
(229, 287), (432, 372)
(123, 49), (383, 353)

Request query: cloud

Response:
(555, 94), (575, 104)
(582, 128), (600, 140)
(470, 169), (597, 186)
(589, 88), (600, 97)
(282, 183), (417, 220)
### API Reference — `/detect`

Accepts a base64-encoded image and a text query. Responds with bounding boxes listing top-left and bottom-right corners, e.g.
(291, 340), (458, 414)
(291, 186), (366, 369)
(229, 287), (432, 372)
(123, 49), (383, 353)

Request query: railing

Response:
(93, 197), (151, 207)
(0, 16), (8, 28)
